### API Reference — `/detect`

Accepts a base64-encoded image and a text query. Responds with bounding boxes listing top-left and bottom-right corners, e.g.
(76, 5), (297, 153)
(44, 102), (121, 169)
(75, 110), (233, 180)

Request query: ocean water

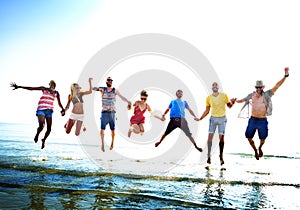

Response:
(0, 122), (299, 209)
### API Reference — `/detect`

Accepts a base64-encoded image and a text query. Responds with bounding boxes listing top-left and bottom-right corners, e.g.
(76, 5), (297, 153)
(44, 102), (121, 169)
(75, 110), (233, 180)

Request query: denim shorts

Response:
(101, 112), (116, 130)
(209, 116), (227, 135)
(36, 109), (53, 118)
(245, 117), (268, 139)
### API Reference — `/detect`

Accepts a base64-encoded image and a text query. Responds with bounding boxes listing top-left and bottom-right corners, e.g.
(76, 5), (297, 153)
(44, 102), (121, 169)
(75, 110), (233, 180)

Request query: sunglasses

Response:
(255, 87), (263, 89)
(107, 79), (113, 82)
(141, 97), (147, 101)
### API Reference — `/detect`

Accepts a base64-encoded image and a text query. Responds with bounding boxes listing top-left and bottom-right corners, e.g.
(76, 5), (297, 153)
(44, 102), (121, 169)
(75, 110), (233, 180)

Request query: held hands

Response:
(194, 117), (200, 121)
(230, 98), (237, 104)
(61, 109), (66, 116)
(10, 82), (18, 90)
(127, 101), (132, 110)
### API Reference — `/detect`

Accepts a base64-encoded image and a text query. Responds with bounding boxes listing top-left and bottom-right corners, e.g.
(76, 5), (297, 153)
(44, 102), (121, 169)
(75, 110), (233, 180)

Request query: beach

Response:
(0, 122), (299, 209)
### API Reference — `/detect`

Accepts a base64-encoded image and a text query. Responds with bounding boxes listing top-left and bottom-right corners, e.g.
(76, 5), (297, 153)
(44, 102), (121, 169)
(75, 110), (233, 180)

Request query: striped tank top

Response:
(37, 89), (57, 110)
(102, 87), (116, 112)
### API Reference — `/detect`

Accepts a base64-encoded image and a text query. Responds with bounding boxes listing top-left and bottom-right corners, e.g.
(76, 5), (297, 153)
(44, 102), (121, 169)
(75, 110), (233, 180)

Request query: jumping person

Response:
(10, 80), (65, 149)
(236, 67), (289, 160)
(196, 82), (236, 166)
(93, 77), (131, 152)
(64, 78), (93, 136)
(155, 90), (202, 153)
(128, 90), (163, 138)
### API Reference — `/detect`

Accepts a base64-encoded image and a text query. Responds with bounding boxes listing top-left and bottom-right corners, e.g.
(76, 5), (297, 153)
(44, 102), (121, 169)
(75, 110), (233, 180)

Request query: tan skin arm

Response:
(64, 95), (72, 112)
(236, 99), (245, 103)
(65, 78), (93, 112)
(236, 67), (289, 102)
(81, 78), (93, 96)
(198, 106), (210, 120)
(115, 89), (131, 106)
(271, 68), (289, 94)
(147, 104), (152, 112)
(187, 106), (197, 119)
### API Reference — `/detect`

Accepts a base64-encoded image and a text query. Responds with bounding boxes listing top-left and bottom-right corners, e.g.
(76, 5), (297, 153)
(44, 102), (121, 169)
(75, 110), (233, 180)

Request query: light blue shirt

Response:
(168, 99), (189, 118)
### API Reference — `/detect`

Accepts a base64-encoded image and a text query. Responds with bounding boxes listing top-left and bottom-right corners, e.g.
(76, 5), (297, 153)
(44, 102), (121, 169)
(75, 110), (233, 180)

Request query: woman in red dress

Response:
(128, 90), (152, 138)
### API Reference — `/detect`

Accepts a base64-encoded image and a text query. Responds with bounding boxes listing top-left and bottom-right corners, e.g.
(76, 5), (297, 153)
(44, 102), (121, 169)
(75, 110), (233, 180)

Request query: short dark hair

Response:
(140, 90), (148, 97)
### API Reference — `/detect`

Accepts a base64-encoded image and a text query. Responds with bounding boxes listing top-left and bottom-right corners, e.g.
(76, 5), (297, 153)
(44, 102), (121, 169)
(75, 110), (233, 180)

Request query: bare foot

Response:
(34, 136), (38, 143)
(195, 145), (203, 152)
(128, 130), (132, 138)
(220, 155), (225, 166)
(258, 148), (263, 157)
(155, 141), (161, 147)
(101, 145), (105, 152)
(41, 139), (45, 149)
(207, 157), (211, 164)
(110, 145), (113, 150)
(83, 127), (86, 132)
(254, 151), (259, 160)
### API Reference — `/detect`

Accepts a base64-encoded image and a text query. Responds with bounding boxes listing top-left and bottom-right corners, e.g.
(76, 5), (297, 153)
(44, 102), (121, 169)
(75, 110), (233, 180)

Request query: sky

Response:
(1, 0), (299, 156)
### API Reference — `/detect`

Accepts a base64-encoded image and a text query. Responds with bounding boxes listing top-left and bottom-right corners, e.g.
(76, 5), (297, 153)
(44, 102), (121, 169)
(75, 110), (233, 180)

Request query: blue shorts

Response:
(245, 117), (268, 139)
(101, 112), (115, 130)
(36, 109), (53, 118)
(209, 116), (227, 135)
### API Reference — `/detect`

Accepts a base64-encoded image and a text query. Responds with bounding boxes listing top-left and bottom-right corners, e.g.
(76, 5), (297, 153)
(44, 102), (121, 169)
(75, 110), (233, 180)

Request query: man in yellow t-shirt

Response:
(197, 82), (236, 166)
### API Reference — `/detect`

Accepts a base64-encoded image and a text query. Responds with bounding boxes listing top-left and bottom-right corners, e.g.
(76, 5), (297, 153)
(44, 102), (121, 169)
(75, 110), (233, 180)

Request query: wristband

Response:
(284, 74), (289, 78)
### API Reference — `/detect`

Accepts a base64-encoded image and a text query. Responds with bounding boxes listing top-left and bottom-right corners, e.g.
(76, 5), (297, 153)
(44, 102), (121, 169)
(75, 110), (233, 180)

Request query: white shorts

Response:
(69, 113), (84, 121)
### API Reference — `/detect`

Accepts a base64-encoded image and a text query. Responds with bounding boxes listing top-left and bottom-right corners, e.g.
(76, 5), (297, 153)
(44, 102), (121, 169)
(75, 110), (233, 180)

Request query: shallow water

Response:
(0, 122), (299, 209)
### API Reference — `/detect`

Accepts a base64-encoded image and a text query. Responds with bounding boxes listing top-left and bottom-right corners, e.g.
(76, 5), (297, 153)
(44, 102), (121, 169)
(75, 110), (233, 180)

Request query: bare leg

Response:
(41, 117), (52, 149)
(100, 130), (105, 152)
(139, 124), (144, 135)
(248, 138), (259, 160)
(34, 115), (45, 143)
(65, 119), (75, 134)
(128, 127), (132, 138)
(207, 133), (214, 164)
(188, 136), (203, 153)
(128, 124), (142, 138)
(75, 120), (83, 136)
(219, 134), (225, 165)
(155, 134), (167, 147)
(258, 139), (265, 157)
(110, 130), (115, 150)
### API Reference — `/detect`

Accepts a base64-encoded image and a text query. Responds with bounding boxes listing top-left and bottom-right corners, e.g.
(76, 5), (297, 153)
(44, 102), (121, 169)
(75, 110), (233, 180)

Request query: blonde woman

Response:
(64, 78), (92, 136)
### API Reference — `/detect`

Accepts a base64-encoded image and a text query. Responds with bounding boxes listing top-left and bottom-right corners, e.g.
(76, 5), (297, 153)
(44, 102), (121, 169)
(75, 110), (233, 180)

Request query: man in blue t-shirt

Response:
(155, 90), (202, 153)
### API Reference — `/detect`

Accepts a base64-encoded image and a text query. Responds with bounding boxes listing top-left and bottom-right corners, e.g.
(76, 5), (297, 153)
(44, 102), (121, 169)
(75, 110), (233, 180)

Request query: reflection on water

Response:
(245, 185), (267, 209)
(1, 122), (300, 209)
(202, 169), (226, 208)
